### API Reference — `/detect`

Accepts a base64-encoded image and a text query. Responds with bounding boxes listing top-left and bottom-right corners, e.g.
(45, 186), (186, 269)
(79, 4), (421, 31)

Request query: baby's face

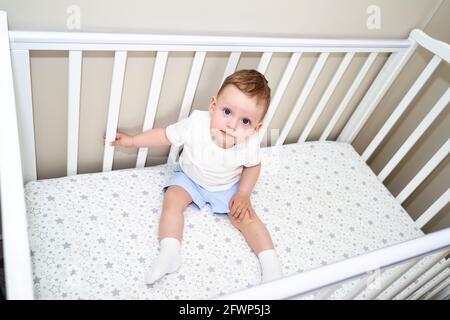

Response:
(208, 84), (264, 149)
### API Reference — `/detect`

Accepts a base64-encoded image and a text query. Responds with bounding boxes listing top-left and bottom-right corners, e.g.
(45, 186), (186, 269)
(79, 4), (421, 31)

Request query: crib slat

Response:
(221, 52), (241, 83)
(362, 55), (442, 164)
(299, 52), (354, 142)
(257, 52), (272, 74)
(415, 188), (450, 229)
(259, 52), (302, 144)
(430, 283), (450, 300)
(320, 53), (378, 141)
(313, 283), (341, 300)
(67, 50), (82, 176)
(102, 50), (128, 172)
(167, 51), (206, 164)
(342, 274), (372, 299)
(276, 52), (329, 146)
(422, 276), (450, 300)
(396, 258), (450, 300)
(379, 249), (449, 300)
(378, 88), (449, 182)
(362, 257), (420, 300)
(136, 51), (168, 169)
(337, 42), (417, 143)
(397, 139), (450, 204)
(408, 263), (450, 300)
(418, 273), (450, 300)
(10, 49), (37, 183)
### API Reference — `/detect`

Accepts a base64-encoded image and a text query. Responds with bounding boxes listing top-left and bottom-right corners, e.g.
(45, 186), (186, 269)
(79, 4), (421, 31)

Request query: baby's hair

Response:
(217, 69), (271, 121)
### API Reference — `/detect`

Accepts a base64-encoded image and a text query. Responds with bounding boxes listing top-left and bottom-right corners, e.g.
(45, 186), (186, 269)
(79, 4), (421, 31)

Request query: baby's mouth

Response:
(221, 130), (234, 139)
(220, 130), (236, 144)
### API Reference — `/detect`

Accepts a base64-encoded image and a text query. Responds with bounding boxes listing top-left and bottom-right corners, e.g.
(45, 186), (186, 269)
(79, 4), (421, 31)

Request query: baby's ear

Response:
(209, 96), (217, 112)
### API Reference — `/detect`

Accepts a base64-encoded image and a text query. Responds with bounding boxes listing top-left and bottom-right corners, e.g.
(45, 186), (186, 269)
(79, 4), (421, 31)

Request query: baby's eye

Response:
(223, 107), (231, 116)
(241, 118), (251, 126)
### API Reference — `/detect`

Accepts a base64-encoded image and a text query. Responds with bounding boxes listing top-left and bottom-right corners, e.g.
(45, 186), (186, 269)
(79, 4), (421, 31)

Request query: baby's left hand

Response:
(229, 191), (255, 222)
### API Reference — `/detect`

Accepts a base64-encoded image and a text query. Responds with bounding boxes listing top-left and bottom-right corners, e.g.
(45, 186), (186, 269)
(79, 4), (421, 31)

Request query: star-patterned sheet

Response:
(24, 141), (442, 299)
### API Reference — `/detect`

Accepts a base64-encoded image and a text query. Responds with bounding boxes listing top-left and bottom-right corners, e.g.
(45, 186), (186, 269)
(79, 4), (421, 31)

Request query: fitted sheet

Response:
(24, 141), (436, 299)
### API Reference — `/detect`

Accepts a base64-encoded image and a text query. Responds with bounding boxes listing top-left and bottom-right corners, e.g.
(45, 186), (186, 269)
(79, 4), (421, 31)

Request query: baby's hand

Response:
(229, 191), (255, 222)
(103, 131), (134, 148)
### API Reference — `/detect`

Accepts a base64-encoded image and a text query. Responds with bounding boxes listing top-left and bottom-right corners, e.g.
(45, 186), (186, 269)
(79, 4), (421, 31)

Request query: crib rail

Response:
(218, 228), (450, 300)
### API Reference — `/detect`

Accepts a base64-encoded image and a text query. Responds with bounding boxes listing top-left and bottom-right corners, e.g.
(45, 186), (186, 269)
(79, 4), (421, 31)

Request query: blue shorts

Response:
(162, 164), (239, 214)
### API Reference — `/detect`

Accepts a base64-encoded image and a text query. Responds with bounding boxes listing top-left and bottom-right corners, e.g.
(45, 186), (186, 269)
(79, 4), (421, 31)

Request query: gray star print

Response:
(63, 242), (71, 249)
(105, 262), (113, 268)
(47, 196), (55, 201)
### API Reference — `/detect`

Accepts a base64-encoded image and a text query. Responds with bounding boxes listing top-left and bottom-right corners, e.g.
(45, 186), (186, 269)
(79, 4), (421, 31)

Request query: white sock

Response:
(258, 249), (283, 283)
(145, 237), (181, 285)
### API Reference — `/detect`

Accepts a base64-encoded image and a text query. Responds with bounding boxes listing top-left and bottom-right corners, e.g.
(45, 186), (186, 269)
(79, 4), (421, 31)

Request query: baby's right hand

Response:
(103, 131), (134, 148)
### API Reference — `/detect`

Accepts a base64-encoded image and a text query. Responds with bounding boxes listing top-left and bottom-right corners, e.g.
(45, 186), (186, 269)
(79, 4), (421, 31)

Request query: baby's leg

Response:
(146, 185), (192, 285)
(158, 185), (193, 241)
(229, 212), (283, 283)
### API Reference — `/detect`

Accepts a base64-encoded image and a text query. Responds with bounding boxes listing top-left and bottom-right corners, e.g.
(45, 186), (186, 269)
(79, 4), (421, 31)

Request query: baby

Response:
(106, 69), (283, 285)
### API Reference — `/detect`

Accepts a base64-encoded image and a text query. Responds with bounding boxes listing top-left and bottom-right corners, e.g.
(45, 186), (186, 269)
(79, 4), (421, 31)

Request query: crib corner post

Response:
(0, 10), (35, 300)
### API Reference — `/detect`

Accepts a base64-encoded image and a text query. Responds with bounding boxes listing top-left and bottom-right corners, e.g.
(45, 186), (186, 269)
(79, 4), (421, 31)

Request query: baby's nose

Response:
(227, 117), (239, 130)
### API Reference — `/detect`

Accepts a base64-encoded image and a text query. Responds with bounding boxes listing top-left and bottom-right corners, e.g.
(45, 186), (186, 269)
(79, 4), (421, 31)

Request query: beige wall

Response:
(0, 0), (448, 232)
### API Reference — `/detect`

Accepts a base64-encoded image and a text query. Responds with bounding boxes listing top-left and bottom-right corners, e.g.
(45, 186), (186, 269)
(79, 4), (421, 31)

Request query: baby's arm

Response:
(229, 163), (261, 221)
(132, 128), (172, 148)
(105, 128), (172, 148)
(238, 163), (261, 195)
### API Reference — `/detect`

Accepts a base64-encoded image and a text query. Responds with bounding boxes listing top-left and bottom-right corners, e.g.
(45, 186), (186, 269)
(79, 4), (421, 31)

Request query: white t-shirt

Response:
(165, 110), (261, 192)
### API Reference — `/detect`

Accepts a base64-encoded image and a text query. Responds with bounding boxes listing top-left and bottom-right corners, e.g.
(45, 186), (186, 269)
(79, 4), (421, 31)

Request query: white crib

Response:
(0, 10), (449, 300)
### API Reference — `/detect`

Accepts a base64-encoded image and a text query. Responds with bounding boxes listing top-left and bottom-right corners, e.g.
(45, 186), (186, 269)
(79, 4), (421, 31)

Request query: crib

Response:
(0, 10), (449, 300)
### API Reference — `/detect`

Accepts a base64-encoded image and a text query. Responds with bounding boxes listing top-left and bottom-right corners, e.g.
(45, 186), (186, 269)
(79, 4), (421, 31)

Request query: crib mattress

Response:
(24, 141), (426, 299)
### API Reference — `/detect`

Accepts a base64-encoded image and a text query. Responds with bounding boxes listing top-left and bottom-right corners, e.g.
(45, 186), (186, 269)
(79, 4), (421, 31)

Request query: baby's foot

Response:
(258, 249), (283, 283)
(145, 237), (181, 285)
